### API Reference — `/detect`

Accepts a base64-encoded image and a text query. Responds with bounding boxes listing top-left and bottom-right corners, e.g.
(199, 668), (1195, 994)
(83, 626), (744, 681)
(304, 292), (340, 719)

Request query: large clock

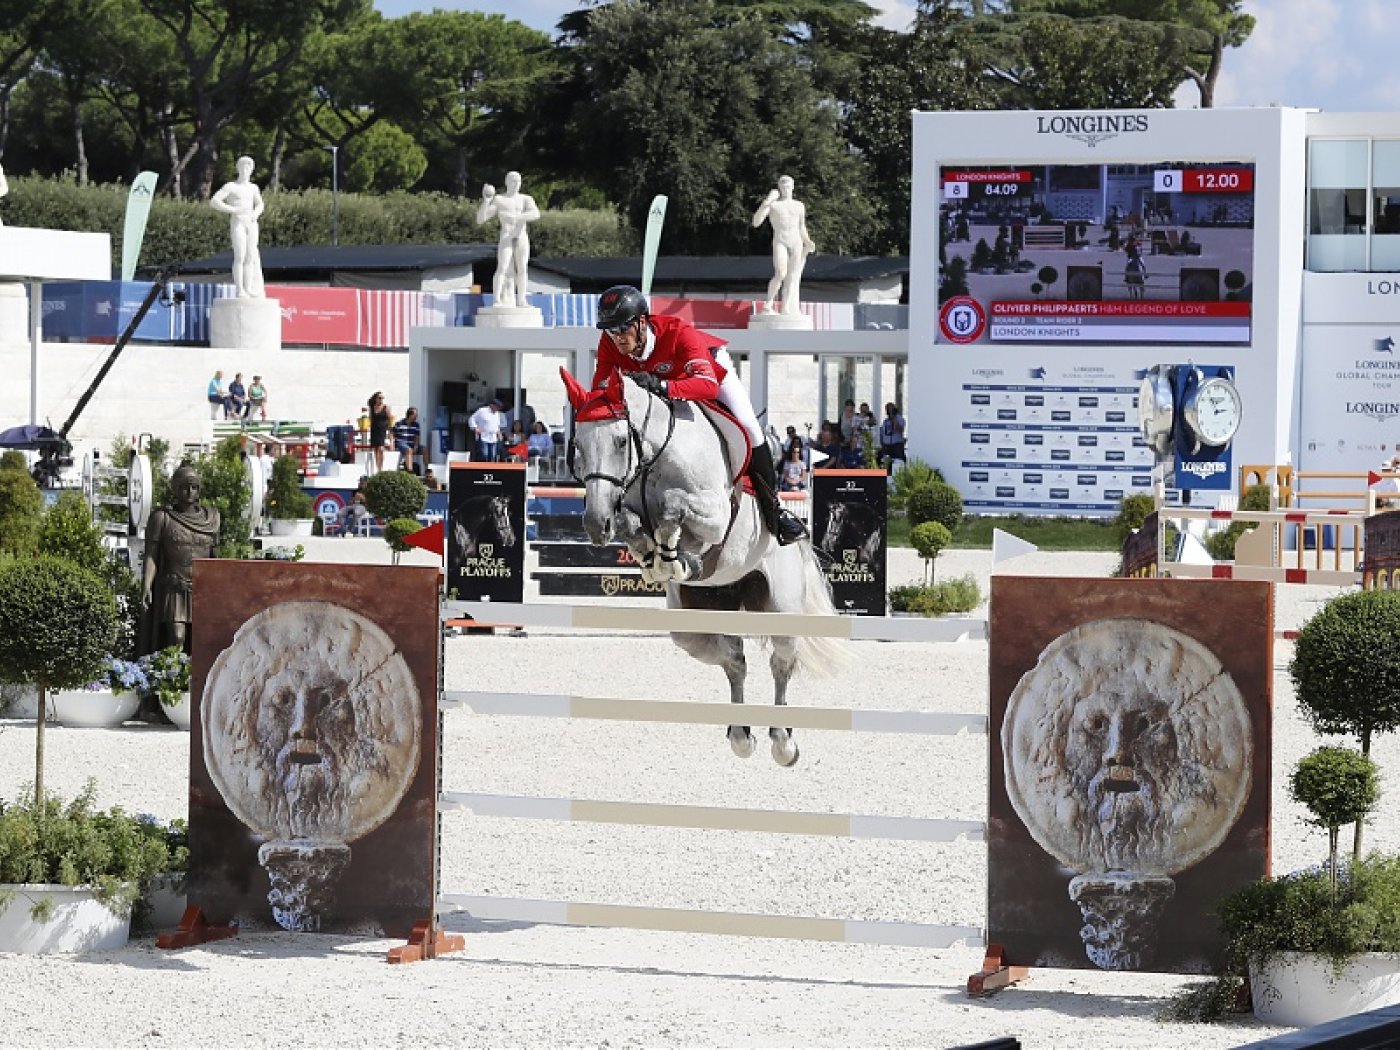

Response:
(1137, 367), (1175, 458)
(1182, 369), (1242, 453)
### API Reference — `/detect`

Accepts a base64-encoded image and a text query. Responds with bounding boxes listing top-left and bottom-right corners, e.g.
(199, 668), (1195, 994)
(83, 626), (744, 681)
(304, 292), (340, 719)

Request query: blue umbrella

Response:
(0, 424), (65, 450)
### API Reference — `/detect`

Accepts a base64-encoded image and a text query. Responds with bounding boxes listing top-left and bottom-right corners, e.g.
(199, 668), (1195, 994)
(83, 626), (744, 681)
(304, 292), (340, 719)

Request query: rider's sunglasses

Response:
(604, 322), (635, 339)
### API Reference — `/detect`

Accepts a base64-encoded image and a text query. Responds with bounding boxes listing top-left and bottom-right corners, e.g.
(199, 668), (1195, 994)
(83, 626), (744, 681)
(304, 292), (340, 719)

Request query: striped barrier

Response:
(1168, 563), (1359, 586)
(428, 598), (990, 958)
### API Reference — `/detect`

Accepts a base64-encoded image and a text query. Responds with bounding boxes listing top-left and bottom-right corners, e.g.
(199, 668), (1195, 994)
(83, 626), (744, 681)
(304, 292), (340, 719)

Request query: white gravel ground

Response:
(1, 539), (1393, 1049)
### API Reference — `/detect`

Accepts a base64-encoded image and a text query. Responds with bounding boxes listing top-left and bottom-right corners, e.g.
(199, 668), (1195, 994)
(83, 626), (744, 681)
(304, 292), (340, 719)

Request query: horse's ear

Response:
(560, 367), (587, 409)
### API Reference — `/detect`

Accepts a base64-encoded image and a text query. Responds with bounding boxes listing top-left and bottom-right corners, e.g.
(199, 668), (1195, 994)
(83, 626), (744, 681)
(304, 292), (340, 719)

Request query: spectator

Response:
(505, 419), (529, 461)
(367, 391), (391, 473)
(858, 401), (876, 431)
(783, 425), (803, 462)
(423, 468), (443, 492)
(247, 376), (268, 420)
(207, 370), (226, 420)
(337, 490), (372, 537)
(470, 397), (505, 462)
(839, 399), (860, 440)
(1124, 244), (1148, 301)
(838, 431), (866, 469)
(227, 372), (249, 419)
(392, 406), (423, 475)
(779, 445), (807, 492)
(878, 402), (907, 466)
(527, 420), (553, 461)
(812, 423), (842, 467)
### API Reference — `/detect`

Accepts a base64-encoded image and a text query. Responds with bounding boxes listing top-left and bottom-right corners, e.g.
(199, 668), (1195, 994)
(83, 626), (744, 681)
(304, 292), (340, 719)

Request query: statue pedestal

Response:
(211, 296), (282, 351)
(475, 304), (543, 328)
(747, 308), (813, 331)
(0, 282), (28, 345)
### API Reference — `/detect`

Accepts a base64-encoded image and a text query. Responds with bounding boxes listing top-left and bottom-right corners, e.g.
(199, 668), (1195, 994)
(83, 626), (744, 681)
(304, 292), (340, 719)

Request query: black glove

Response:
(631, 371), (666, 396)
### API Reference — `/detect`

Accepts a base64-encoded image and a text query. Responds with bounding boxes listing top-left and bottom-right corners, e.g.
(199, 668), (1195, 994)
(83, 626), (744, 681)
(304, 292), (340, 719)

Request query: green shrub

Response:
(365, 470), (427, 522)
(384, 517), (423, 557)
(0, 785), (171, 920)
(888, 457), (943, 514)
(1203, 483), (1271, 561)
(1112, 493), (1156, 545)
(1291, 746), (1380, 891)
(907, 481), (963, 534)
(0, 467), (43, 556)
(0, 450), (26, 472)
(888, 574), (981, 616)
(192, 439), (251, 559)
(266, 455), (314, 519)
(37, 490), (107, 576)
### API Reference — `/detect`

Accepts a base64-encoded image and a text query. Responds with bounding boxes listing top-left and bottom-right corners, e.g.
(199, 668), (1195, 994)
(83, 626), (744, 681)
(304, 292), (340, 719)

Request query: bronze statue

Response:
(142, 464), (220, 655)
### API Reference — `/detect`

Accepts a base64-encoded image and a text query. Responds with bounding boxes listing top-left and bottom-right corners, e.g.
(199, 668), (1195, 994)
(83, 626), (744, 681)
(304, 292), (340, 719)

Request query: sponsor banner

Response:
(1299, 322), (1400, 474)
(1171, 364), (1234, 491)
(42, 280), (178, 343)
(268, 285), (360, 344)
(533, 571), (666, 598)
(448, 462), (526, 602)
(356, 290), (455, 349)
(812, 468), (887, 616)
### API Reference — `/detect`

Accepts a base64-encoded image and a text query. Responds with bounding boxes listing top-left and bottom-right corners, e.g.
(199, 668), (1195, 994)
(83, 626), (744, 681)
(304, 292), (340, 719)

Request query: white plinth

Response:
(0, 282), (28, 346)
(475, 305), (544, 328)
(211, 296), (282, 351)
(747, 308), (813, 331)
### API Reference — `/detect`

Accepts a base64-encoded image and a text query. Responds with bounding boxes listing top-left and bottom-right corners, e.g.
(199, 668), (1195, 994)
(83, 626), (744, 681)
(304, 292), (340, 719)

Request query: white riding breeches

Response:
(713, 346), (764, 445)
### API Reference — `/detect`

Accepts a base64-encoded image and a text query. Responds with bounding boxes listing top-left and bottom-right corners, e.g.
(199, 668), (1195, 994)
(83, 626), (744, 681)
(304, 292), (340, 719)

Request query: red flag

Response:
(1369, 470), (1382, 486)
(404, 519), (444, 556)
(508, 440), (530, 460)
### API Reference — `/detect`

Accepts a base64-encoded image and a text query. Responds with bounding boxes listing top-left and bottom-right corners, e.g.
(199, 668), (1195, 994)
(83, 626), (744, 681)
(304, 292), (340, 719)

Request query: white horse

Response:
(562, 367), (847, 765)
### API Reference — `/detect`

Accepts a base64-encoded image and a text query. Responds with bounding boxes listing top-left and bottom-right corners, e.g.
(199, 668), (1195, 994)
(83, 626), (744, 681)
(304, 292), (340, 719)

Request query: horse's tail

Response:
(794, 542), (852, 678)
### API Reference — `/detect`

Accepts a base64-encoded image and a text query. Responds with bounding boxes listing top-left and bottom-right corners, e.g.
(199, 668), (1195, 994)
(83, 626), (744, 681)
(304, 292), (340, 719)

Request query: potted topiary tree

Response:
(364, 471), (427, 564)
(0, 557), (162, 951)
(1290, 589), (1400, 857)
(265, 454), (315, 536)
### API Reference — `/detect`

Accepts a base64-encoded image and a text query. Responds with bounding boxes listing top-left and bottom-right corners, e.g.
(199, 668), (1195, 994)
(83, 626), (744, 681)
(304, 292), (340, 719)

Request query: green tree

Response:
(192, 439), (252, 558)
(364, 471), (426, 564)
(1290, 746), (1379, 893)
(0, 556), (117, 803)
(907, 480), (964, 534)
(911, 520), (952, 583)
(37, 489), (107, 575)
(561, 0), (880, 254)
(0, 465), (44, 556)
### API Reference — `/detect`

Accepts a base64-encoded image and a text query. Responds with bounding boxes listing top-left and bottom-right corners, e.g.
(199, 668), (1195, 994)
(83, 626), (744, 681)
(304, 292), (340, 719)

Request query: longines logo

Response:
(1036, 113), (1149, 148)
(1346, 401), (1400, 423)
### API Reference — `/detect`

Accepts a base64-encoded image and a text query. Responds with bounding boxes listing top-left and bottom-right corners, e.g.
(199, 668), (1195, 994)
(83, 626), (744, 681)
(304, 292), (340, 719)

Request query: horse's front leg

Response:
(652, 518), (702, 582)
(614, 508), (660, 582)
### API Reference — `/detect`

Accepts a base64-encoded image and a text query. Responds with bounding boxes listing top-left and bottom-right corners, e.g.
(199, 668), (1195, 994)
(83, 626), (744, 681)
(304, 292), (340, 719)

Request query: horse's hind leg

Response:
(671, 585), (753, 757)
(768, 637), (800, 767)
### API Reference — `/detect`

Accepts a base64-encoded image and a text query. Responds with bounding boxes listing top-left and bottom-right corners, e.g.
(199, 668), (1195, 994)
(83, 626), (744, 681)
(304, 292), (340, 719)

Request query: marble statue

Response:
(476, 171), (540, 308)
(752, 175), (815, 315)
(210, 156), (266, 298)
(141, 463), (221, 655)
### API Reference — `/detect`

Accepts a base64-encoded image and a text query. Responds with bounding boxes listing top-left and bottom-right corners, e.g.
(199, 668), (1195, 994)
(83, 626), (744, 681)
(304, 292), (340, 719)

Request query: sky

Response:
(372, 0), (1395, 112)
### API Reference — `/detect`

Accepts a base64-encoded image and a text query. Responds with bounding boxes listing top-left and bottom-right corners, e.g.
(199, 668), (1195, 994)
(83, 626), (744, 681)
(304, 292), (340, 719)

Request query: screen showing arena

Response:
(935, 161), (1255, 346)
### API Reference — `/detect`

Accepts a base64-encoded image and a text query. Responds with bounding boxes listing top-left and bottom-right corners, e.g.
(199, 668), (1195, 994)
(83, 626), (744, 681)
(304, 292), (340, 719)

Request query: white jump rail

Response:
(1168, 563), (1359, 586)
(444, 599), (988, 643)
(436, 598), (988, 953)
(1163, 507), (1368, 525)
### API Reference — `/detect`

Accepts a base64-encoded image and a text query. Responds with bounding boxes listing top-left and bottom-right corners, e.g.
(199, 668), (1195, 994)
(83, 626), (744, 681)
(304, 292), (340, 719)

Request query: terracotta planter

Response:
(1250, 951), (1400, 1027)
(0, 883), (132, 954)
(50, 689), (140, 728)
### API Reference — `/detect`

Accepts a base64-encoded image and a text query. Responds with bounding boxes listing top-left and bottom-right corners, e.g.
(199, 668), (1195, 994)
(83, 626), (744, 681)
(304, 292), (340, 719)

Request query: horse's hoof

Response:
(770, 730), (799, 767)
(728, 726), (755, 758)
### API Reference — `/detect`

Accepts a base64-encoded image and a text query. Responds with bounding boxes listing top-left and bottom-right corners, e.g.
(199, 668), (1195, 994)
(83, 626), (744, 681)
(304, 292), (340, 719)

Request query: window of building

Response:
(1309, 139), (1370, 270)
(1372, 141), (1400, 269)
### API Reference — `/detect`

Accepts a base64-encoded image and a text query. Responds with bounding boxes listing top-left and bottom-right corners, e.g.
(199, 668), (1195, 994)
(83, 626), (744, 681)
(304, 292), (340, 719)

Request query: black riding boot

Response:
(747, 443), (807, 546)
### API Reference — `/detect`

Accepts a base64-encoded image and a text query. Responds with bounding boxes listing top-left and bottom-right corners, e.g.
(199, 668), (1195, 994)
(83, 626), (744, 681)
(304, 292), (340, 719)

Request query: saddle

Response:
(692, 400), (753, 491)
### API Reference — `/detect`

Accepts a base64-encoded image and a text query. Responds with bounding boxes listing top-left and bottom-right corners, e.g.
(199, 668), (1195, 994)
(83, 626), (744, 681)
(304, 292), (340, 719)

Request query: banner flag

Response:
(120, 172), (159, 281)
(641, 195), (668, 298)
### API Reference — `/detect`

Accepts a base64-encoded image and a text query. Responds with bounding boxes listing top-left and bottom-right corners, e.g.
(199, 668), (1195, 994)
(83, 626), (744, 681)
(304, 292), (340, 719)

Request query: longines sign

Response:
(1035, 113), (1150, 148)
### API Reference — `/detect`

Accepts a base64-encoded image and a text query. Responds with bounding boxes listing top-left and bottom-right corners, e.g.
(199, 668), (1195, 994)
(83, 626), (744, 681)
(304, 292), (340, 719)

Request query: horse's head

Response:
(490, 496), (517, 548)
(562, 367), (634, 545)
(819, 502), (849, 555)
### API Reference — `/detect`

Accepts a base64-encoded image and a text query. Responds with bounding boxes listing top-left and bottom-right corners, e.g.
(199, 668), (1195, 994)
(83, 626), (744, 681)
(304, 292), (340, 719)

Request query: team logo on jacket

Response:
(654, 362), (673, 374)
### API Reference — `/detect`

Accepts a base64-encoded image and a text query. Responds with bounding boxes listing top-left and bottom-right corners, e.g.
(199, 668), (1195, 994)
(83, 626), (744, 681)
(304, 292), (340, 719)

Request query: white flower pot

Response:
(50, 689), (141, 728)
(140, 872), (188, 931)
(0, 884), (132, 954)
(269, 518), (315, 536)
(0, 683), (51, 720)
(1250, 951), (1400, 1027)
(163, 691), (192, 730)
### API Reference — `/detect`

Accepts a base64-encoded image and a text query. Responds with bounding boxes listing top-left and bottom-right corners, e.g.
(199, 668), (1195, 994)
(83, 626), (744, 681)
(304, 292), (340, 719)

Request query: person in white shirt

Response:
(470, 398), (505, 462)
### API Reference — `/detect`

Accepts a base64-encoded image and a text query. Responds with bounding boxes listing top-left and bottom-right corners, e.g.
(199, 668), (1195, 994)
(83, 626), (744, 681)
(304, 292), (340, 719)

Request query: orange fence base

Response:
(386, 919), (466, 964)
(966, 944), (1030, 997)
(155, 905), (238, 950)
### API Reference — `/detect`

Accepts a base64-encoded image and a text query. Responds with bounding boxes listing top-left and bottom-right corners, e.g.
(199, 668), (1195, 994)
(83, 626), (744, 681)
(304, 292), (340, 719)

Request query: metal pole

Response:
(328, 145), (340, 246)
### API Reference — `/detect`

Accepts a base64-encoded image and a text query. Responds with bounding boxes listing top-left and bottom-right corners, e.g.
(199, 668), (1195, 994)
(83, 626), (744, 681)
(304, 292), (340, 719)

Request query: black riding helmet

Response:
(596, 285), (649, 330)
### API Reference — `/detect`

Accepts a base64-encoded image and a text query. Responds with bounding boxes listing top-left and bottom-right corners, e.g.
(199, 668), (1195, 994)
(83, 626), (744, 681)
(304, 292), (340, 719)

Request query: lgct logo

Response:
(1376, 336), (1396, 354)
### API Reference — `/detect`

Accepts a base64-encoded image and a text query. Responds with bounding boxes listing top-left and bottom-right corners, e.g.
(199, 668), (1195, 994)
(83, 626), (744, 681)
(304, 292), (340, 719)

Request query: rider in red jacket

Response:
(591, 285), (806, 545)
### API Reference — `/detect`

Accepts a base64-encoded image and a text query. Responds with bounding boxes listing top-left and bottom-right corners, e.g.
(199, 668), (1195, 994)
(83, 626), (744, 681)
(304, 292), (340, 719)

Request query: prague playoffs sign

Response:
(812, 469), (888, 616)
(447, 462), (526, 603)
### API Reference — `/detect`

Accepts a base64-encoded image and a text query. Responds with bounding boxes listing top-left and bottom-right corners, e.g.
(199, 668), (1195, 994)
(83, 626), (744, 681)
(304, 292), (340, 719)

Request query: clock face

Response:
(1187, 376), (1242, 447)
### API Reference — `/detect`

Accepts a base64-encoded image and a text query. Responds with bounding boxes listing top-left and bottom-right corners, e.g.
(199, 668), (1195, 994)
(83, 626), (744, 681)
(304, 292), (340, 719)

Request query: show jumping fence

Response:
(426, 598), (989, 956)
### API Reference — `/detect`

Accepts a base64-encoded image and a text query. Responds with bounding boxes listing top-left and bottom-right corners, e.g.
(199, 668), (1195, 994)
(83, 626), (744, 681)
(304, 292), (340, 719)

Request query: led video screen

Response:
(936, 161), (1256, 346)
